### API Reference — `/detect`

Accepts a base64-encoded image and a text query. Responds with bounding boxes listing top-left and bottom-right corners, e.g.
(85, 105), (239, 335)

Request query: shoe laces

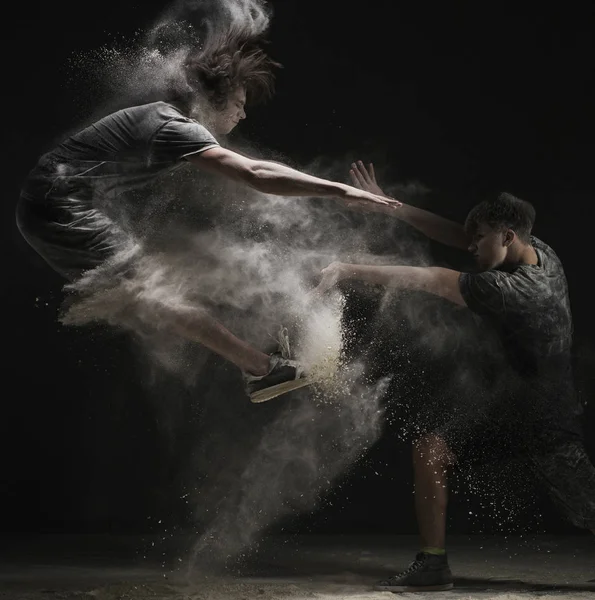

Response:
(271, 325), (291, 359)
(397, 553), (427, 577)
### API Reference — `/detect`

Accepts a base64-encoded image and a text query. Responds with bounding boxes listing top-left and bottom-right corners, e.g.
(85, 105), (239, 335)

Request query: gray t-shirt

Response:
(22, 101), (219, 204)
(459, 236), (581, 435)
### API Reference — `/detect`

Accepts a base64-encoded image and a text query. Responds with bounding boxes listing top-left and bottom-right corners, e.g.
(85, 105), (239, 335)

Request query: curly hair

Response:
(465, 192), (536, 243)
(182, 26), (281, 110)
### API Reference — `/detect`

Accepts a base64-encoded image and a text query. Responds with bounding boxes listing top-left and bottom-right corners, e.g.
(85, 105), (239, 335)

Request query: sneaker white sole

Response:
(250, 378), (316, 403)
(374, 583), (454, 592)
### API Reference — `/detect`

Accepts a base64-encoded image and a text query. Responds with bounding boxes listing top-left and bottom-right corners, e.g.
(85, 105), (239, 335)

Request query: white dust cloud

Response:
(59, 0), (402, 566)
(57, 0), (530, 567)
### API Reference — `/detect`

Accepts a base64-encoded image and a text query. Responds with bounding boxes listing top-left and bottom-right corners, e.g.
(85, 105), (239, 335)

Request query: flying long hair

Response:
(164, 24), (281, 114)
(189, 27), (280, 107)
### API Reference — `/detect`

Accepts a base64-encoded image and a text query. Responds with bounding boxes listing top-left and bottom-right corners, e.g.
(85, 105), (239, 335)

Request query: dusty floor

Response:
(0, 534), (593, 599)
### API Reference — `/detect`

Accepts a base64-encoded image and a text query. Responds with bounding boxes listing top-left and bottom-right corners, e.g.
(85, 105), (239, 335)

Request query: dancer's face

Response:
(212, 87), (247, 135)
(468, 223), (513, 271)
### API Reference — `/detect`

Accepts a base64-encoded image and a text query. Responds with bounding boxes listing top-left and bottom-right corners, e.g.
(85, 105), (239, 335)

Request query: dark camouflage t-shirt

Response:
(459, 236), (582, 437)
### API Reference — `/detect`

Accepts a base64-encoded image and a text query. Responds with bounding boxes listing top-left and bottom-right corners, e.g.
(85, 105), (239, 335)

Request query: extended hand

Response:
(343, 161), (400, 212)
(350, 161), (386, 196)
(312, 261), (346, 295)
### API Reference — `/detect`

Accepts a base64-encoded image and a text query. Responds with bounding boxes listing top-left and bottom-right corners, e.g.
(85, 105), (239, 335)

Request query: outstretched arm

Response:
(315, 261), (466, 306)
(186, 147), (400, 208)
(349, 161), (468, 250)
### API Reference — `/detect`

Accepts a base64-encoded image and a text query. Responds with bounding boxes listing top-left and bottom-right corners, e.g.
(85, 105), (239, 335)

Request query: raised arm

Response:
(349, 161), (468, 250)
(186, 147), (400, 208)
(314, 261), (466, 306)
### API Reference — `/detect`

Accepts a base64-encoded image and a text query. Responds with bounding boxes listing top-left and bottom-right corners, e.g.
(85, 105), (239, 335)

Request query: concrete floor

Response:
(0, 533), (593, 599)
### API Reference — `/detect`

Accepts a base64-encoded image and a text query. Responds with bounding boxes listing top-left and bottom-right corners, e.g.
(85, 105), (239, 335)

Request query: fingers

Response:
(314, 264), (339, 294)
(321, 261), (338, 275)
(350, 165), (366, 188)
(351, 161), (372, 186)
(346, 195), (400, 210)
(370, 194), (392, 206)
(349, 169), (363, 189)
(357, 160), (373, 184)
(312, 279), (331, 296)
(369, 162), (376, 183)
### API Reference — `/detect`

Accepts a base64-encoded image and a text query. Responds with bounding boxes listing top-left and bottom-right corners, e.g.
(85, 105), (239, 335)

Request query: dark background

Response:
(4, 1), (594, 537)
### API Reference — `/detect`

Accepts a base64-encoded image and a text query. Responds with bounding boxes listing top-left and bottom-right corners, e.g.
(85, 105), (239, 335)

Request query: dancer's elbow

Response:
(244, 162), (282, 193)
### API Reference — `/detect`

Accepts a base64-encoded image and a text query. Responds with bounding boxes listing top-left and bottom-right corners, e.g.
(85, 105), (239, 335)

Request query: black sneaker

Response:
(375, 552), (453, 592)
(243, 326), (315, 403)
(244, 353), (313, 403)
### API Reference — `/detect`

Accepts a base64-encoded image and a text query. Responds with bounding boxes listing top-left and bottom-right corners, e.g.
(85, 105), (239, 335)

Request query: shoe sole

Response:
(250, 378), (317, 403)
(374, 583), (454, 592)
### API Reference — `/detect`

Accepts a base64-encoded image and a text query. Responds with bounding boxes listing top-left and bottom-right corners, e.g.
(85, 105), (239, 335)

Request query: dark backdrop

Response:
(3, 1), (594, 536)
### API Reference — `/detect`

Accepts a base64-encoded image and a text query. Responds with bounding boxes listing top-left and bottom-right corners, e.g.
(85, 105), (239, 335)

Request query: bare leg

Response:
(373, 434), (455, 590)
(412, 434), (455, 550)
(159, 304), (270, 376)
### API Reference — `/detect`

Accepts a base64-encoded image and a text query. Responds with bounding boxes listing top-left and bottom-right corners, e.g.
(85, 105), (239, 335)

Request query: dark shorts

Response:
(16, 191), (128, 282)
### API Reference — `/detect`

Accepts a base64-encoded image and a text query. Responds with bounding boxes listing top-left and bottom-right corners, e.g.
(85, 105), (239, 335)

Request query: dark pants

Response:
(527, 440), (595, 530)
(436, 395), (595, 531)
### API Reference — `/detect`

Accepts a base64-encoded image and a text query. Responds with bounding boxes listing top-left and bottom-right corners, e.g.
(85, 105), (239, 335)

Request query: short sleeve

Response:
(459, 271), (507, 318)
(150, 117), (219, 163)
